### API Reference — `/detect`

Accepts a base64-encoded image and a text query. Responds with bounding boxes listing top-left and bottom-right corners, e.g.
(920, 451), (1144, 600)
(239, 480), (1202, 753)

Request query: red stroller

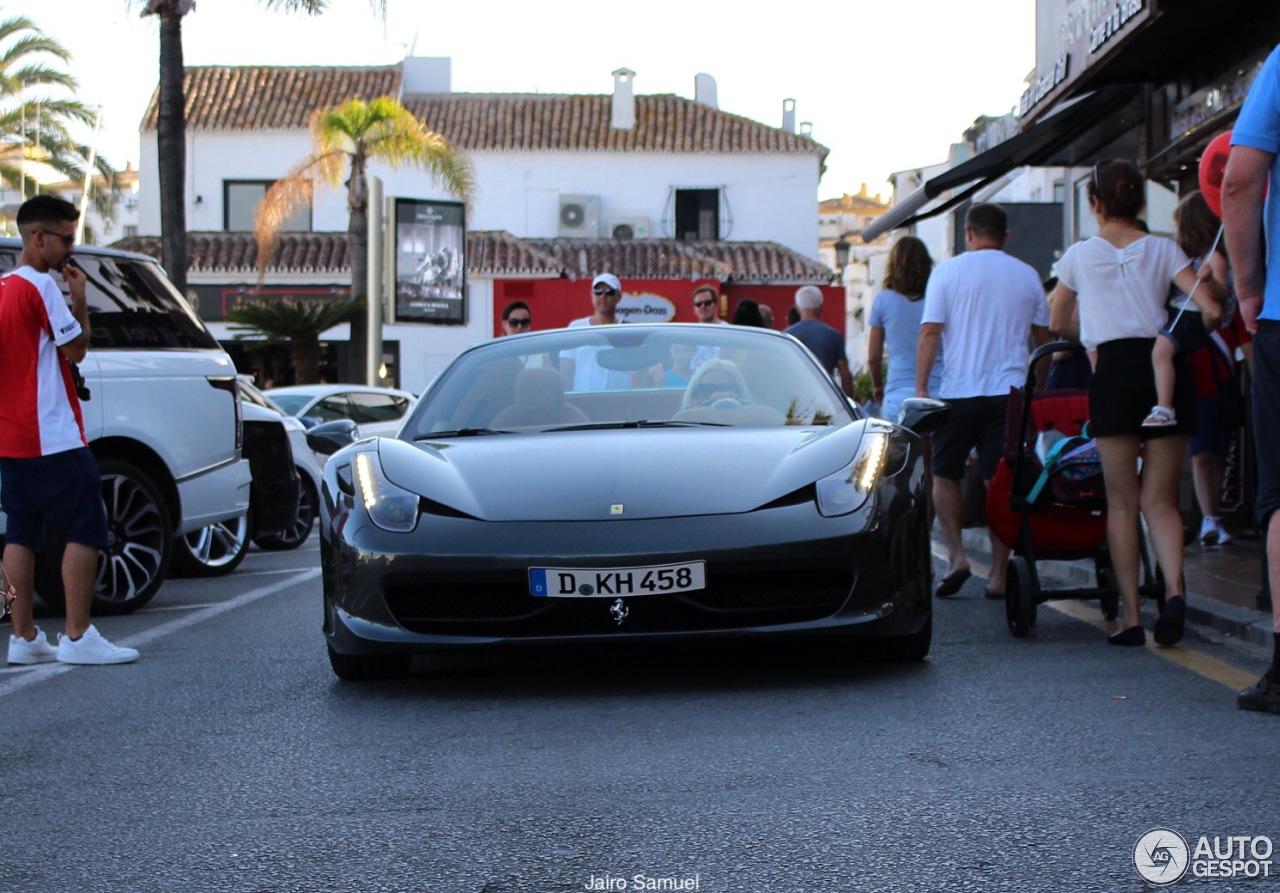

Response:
(985, 342), (1164, 637)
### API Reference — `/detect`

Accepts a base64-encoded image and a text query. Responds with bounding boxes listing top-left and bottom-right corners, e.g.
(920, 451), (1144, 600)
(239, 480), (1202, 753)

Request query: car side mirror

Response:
(897, 397), (952, 435)
(306, 419), (358, 456)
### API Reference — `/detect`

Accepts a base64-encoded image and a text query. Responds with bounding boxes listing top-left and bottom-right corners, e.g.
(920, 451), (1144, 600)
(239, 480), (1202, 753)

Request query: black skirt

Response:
(1090, 338), (1194, 438)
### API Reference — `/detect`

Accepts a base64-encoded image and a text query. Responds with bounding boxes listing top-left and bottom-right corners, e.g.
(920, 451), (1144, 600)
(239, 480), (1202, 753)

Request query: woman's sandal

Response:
(1141, 406), (1176, 428)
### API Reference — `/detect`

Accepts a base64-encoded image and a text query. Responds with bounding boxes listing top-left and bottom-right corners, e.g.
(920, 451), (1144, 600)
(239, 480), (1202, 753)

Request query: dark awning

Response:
(862, 85), (1144, 241)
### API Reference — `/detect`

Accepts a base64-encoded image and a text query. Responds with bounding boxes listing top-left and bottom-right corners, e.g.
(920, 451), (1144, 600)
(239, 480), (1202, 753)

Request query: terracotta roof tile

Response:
(142, 66), (401, 132)
(142, 66), (826, 158)
(110, 232), (833, 284)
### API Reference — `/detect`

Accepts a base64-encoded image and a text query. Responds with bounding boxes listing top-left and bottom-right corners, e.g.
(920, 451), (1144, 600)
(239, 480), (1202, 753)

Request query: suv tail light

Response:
(207, 376), (243, 453)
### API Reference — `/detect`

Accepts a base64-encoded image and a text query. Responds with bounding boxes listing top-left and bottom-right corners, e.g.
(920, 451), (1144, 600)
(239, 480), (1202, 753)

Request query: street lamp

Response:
(833, 234), (851, 275)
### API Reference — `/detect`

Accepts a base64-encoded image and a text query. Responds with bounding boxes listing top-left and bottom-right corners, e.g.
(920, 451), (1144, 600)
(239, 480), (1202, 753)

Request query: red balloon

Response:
(1199, 130), (1233, 218)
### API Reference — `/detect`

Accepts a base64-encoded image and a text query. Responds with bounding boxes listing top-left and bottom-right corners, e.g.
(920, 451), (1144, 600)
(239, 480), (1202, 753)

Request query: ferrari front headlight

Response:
(354, 452), (420, 532)
(815, 431), (890, 517)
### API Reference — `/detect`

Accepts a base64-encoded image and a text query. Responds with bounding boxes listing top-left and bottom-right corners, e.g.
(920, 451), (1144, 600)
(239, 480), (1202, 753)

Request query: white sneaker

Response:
(56, 625), (139, 665)
(1199, 517), (1220, 547)
(1215, 519), (1234, 546)
(8, 626), (58, 665)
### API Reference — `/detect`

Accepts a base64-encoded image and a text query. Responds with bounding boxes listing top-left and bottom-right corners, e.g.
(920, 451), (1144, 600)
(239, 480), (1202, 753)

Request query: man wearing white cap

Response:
(560, 273), (634, 391)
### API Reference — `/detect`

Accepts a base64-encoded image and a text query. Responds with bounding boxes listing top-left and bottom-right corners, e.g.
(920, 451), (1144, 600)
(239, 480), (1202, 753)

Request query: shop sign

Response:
(1088, 0), (1144, 54)
(1020, 55), (1070, 117)
(1022, 0), (1153, 122)
(617, 292), (676, 323)
(1169, 59), (1264, 142)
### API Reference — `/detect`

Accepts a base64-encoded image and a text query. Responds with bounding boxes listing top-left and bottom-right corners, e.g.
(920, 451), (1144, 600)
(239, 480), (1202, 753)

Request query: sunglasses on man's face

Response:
(694, 299), (716, 308)
(506, 317), (531, 327)
(38, 229), (75, 248)
(593, 287), (617, 296)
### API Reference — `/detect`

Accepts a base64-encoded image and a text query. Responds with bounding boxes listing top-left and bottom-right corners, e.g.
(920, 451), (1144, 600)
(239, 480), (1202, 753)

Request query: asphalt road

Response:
(3, 538), (1277, 893)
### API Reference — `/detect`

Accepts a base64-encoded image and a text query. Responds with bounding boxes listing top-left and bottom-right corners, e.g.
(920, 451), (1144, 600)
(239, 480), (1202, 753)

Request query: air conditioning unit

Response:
(609, 216), (651, 240)
(558, 194), (601, 237)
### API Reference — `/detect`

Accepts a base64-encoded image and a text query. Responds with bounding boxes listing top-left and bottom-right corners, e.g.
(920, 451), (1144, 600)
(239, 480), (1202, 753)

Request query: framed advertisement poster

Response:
(393, 198), (466, 324)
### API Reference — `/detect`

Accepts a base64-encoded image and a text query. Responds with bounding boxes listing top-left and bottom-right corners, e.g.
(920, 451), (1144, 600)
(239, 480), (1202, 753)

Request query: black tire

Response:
(1095, 559), (1119, 621)
(327, 645), (412, 681)
(35, 458), (173, 615)
(873, 614), (932, 662)
(170, 509), (251, 577)
(1099, 592), (1119, 622)
(254, 473), (317, 551)
(1005, 555), (1036, 637)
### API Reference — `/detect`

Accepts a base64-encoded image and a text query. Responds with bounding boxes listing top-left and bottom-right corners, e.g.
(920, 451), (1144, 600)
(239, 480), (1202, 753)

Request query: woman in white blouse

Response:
(1048, 159), (1225, 647)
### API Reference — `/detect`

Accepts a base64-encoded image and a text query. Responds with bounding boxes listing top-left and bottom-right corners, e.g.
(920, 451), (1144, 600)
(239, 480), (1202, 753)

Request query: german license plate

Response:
(529, 562), (706, 597)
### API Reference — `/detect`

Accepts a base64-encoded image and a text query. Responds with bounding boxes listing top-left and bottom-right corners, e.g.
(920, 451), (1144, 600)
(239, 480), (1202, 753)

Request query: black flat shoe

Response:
(936, 568), (972, 598)
(1153, 595), (1186, 647)
(1108, 625), (1146, 646)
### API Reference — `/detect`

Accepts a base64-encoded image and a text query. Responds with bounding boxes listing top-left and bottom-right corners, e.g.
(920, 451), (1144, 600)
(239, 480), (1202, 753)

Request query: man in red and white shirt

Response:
(1, 195), (138, 666)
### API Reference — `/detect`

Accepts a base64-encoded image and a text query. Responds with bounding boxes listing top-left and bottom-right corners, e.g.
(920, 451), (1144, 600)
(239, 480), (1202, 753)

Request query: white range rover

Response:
(0, 239), (251, 613)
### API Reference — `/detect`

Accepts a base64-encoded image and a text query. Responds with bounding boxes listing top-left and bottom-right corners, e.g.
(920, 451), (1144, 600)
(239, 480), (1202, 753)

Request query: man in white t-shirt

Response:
(916, 202), (1051, 599)
(560, 273), (636, 391)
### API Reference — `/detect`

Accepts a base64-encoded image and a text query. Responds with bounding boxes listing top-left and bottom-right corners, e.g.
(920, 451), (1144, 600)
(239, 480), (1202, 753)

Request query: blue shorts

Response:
(0, 448), (109, 550)
(1188, 395), (1231, 458)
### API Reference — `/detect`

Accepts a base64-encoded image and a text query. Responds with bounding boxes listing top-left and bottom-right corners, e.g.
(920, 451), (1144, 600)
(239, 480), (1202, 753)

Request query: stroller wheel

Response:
(1005, 556), (1036, 638)
(1100, 592), (1119, 622)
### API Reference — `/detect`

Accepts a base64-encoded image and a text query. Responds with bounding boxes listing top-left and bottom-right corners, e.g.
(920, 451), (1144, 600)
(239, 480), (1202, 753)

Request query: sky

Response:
(6, 0), (1037, 201)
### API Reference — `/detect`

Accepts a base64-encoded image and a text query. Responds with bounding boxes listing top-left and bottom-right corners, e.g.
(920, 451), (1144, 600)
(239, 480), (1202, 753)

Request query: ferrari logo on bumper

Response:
(610, 598), (629, 625)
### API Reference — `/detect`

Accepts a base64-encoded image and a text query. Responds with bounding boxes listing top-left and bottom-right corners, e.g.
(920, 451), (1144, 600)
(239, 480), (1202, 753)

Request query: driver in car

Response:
(686, 360), (752, 408)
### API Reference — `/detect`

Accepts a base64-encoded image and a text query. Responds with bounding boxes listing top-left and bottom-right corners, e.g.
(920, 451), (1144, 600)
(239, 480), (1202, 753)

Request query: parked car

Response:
(238, 378), (325, 550)
(316, 323), (950, 680)
(169, 401), (300, 576)
(0, 239), (251, 613)
(264, 384), (415, 437)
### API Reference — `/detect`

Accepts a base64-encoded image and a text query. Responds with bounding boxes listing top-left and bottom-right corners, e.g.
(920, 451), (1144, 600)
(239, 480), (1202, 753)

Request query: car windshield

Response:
(402, 325), (855, 437)
(267, 394), (313, 415)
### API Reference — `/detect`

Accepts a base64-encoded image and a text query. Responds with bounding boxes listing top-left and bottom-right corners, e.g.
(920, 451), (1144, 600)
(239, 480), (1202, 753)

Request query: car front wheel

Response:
(253, 474), (317, 551)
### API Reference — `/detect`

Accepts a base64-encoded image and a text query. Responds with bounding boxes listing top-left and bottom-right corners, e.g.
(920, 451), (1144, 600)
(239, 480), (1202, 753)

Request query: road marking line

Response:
(0, 568), (321, 700)
(931, 540), (1258, 690)
(1045, 599), (1258, 690)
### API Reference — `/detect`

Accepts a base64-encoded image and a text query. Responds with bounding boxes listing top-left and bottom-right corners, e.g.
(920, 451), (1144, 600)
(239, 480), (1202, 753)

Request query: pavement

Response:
(939, 523), (1276, 648)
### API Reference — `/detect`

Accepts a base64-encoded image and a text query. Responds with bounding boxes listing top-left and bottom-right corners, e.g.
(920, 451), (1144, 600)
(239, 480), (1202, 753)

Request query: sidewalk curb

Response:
(941, 528), (1273, 648)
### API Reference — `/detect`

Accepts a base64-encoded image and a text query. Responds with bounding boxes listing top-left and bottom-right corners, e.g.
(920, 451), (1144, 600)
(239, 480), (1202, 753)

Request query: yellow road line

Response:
(931, 540), (1258, 690)
(1044, 599), (1259, 690)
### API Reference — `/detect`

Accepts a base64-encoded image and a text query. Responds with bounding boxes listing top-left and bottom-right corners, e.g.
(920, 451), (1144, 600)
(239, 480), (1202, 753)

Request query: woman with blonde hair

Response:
(868, 236), (940, 422)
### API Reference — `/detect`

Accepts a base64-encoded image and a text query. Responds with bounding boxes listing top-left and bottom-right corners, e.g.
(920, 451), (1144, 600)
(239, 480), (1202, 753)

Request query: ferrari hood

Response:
(373, 424), (868, 522)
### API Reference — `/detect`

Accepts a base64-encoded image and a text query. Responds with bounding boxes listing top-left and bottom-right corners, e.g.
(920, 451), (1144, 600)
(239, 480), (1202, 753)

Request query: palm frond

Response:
(226, 296), (364, 340)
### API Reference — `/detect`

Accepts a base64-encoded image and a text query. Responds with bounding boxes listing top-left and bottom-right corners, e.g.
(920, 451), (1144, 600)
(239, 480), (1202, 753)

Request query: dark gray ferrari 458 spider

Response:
(314, 323), (950, 680)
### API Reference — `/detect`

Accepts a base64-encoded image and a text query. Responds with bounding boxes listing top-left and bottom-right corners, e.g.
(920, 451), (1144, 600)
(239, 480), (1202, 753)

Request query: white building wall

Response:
(139, 133), (821, 259)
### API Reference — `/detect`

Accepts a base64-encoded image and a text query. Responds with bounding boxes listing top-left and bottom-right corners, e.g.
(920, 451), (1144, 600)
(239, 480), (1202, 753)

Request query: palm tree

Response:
(0, 15), (117, 218)
(256, 95), (474, 381)
(227, 296), (363, 385)
(137, 0), (349, 295)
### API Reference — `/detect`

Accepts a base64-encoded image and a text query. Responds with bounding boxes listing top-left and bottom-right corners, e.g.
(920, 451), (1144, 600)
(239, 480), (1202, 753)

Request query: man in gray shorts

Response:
(916, 203), (1050, 599)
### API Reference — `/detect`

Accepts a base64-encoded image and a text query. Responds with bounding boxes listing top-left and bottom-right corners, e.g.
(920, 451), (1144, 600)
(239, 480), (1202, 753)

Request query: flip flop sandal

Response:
(935, 568), (972, 598)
